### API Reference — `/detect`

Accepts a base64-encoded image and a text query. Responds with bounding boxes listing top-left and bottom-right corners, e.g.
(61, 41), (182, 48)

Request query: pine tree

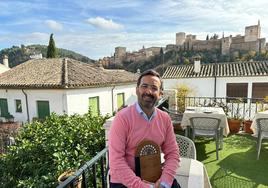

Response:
(47, 33), (57, 58)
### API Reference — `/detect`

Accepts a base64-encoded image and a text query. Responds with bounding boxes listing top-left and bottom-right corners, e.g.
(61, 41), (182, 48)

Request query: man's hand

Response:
(142, 180), (155, 187)
(154, 179), (164, 188)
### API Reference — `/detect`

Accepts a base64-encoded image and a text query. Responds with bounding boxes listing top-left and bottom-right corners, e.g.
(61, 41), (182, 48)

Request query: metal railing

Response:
(179, 96), (268, 120)
(57, 147), (109, 188)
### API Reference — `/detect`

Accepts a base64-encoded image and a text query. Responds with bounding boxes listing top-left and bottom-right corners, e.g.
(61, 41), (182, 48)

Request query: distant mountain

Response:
(0, 44), (95, 68)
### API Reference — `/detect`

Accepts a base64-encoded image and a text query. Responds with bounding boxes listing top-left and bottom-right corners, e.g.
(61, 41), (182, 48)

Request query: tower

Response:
(176, 32), (186, 46)
(244, 21), (261, 42)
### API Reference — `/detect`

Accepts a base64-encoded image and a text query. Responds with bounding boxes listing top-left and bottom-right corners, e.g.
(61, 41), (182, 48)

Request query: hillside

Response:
(0, 44), (95, 68)
(119, 48), (268, 75)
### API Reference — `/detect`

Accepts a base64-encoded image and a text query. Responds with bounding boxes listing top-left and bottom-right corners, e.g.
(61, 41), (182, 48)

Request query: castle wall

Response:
(192, 39), (221, 51)
(231, 36), (245, 43)
(231, 40), (258, 52)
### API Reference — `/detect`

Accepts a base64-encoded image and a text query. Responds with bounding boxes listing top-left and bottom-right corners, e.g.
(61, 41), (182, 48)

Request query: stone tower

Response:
(114, 47), (126, 64)
(221, 35), (232, 55)
(176, 32), (186, 45)
(244, 20), (261, 42)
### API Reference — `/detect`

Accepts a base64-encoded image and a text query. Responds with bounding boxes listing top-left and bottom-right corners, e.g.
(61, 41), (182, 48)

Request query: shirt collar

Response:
(135, 102), (156, 122)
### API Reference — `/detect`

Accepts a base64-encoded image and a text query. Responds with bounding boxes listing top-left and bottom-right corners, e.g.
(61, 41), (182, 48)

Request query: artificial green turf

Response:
(194, 134), (268, 188)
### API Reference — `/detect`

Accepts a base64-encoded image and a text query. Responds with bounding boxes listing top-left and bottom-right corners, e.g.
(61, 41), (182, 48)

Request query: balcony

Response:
(58, 97), (268, 188)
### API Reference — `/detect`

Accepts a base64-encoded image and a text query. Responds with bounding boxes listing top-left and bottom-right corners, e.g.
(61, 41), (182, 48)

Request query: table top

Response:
(251, 110), (268, 135)
(175, 157), (211, 188)
(181, 107), (229, 136)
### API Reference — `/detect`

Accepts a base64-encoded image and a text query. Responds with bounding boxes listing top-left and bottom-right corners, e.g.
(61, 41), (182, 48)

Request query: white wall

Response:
(0, 89), (65, 122)
(0, 83), (137, 123)
(163, 78), (215, 97)
(66, 84), (137, 116)
(217, 76), (267, 98)
(163, 76), (267, 98)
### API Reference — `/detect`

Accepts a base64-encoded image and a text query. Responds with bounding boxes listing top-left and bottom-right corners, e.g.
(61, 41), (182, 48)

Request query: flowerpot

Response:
(228, 119), (241, 134)
(243, 120), (253, 134)
(58, 169), (82, 188)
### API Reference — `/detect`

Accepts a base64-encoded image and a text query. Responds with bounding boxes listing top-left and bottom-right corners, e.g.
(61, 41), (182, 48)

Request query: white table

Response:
(181, 107), (229, 137)
(175, 157), (211, 188)
(251, 110), (268, 135)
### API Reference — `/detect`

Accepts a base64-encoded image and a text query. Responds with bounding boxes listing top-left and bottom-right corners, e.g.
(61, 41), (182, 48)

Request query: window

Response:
(252, 83), (268, 102)
(0, 98), (8, 117)
(15, 99), (22, 113)
(226, 83), (248, 102)
(37, 101), (50, 120)
(89, 96), (99, 116)
(117, 93), (125, 110)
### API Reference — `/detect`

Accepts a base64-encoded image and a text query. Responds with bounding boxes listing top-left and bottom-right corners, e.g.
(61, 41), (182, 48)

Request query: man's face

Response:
(136, 75), (162, 110)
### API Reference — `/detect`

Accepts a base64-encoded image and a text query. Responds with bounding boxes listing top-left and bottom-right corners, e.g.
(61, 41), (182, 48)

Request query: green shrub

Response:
(0, 111), (108, 187)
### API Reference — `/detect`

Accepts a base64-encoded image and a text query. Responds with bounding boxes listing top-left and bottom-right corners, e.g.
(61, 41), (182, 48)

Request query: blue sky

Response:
(1, 0), (268, 60)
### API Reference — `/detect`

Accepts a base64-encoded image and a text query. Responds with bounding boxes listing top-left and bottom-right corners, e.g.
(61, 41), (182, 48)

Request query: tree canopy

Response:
(47, 34), (57, 58)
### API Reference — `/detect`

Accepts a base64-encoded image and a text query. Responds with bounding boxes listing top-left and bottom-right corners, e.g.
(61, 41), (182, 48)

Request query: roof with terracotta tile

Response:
(163, 61), (268, 79)
(0, 58), (138, 89)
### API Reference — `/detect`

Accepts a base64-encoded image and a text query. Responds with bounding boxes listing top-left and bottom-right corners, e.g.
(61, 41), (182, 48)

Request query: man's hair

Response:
(137, 69), (163, 90)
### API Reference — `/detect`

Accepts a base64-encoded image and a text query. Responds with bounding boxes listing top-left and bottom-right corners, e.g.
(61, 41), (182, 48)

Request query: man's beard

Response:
(140, 93), (157, 109)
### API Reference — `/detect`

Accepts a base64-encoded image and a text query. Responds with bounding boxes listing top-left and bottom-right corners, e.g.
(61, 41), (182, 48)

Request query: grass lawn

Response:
(194, 133), (268, 188)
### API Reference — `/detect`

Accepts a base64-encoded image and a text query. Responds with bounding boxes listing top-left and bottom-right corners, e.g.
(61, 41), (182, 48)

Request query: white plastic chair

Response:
(162, 107), (183, 125)
(176, 134), (196, 159)
(256, 118), (268, 160)
(189, 117), (221, 160)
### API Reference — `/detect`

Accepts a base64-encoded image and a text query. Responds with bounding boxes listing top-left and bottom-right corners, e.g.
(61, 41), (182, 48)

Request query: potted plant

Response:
(227, 99), (243, 134)
(228, 117), (242, 134)
(243, 119), (253, 134)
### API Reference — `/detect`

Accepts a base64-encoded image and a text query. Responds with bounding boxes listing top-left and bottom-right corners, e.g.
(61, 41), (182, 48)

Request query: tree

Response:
(47, 33), (57, 58)
(206, 34), (209, 40)
(0, 112), (108, 187)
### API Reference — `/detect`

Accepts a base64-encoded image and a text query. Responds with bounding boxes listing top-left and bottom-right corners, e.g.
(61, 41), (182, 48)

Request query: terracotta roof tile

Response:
(0, 58), (138, 89)
(163, 61), (268, 78)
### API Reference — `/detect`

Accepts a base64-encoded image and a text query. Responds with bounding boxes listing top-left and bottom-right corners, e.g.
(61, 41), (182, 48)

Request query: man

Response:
(109, 69), (180, 188)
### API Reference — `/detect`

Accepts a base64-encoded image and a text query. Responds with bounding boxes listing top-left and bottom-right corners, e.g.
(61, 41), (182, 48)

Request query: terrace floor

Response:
(189, 132), (268, 188)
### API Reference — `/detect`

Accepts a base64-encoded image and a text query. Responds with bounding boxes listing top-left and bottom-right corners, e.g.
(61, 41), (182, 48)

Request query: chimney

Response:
(3, 55), (9, 68)
(194, 60), (200, 73)
(193, 56), (201, 73)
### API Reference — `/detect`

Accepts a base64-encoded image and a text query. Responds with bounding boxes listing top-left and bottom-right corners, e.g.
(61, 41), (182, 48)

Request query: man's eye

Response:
(141, 84), (148, 88)
(151, 87), (158, 91)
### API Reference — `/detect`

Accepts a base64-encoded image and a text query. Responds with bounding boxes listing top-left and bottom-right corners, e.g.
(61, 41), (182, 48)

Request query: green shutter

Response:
(37, 101), (50, 119)
(0, 98), (9, 117)
(89, 97), (99, 116)
(117, 93), (125, 109)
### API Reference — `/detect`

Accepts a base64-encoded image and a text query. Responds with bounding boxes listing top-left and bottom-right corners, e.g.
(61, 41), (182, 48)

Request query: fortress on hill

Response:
(100, 21), (267, 67)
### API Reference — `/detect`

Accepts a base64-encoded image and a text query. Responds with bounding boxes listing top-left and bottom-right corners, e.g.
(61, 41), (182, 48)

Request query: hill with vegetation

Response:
(118, 48), (268, 75)
(0, 44), (95, 68)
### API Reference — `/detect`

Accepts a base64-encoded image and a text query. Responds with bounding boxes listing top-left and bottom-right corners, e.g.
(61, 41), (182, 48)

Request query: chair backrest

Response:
(176, 134), (196, 159)
(163, 107), (183, 123)
(189, 117), (221, 131)
(256, 118), (268, 132)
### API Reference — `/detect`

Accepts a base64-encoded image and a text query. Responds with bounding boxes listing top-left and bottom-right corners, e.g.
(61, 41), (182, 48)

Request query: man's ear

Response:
(159, 90), (163, 96)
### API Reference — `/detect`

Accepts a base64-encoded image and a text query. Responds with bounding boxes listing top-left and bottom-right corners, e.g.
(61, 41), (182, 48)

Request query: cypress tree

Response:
(47, 33), (57, 58)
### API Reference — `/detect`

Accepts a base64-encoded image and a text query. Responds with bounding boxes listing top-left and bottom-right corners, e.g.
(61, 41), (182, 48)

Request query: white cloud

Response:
(44, 20), (63, 31)
(85, 16), (123, 30)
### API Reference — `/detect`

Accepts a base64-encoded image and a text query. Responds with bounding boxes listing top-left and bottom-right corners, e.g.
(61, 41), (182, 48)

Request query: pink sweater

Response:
(108, 104), (180, 188)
